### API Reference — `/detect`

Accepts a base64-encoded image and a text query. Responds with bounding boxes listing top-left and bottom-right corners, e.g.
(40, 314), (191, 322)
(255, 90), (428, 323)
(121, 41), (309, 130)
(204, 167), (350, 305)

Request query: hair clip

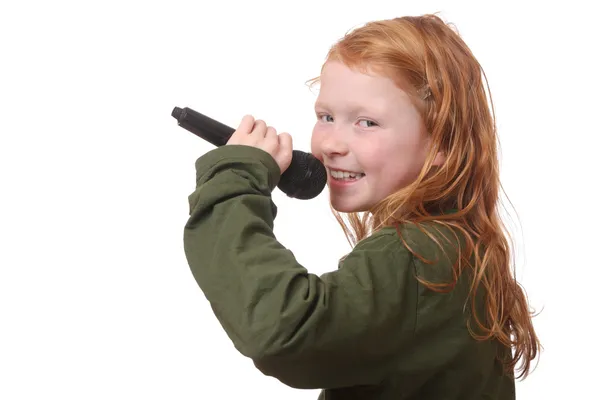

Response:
(419, 85), (433, 100)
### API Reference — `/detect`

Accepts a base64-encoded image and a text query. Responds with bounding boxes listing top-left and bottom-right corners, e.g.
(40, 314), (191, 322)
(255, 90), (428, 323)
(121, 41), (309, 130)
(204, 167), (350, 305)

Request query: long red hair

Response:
(308, 13), (541, 379)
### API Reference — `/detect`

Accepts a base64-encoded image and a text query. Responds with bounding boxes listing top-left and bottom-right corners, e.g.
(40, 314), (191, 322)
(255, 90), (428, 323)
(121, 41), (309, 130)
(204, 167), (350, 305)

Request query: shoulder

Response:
(341, 228), (414, 272)
(352, 228), (404, 253)
(337, 222), (465, 283)
(364, 222), (464, 282)
(356, 222), (462, 258)
(333, 229), (414, 286)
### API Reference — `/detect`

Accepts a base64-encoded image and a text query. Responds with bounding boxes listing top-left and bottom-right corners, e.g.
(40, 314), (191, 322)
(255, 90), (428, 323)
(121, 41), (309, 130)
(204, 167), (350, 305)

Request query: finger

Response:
(278, 132), (293, 154)
(228, 115), (255, 144)
(261, 125), (279, 154)
(237, 115), (255, 134)
(265, 125), (277, 140)
(276, 132), (293, 173)
(250, 119), (267, 138)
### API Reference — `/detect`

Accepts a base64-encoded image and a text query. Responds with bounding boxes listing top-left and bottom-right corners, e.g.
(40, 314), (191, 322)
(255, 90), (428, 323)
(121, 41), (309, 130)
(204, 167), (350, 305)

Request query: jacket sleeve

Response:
(183, 145), (419, 389)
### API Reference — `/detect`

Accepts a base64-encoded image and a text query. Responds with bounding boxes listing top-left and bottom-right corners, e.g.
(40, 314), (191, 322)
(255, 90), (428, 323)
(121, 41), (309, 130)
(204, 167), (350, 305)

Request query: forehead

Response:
(317, 61), (412, 108)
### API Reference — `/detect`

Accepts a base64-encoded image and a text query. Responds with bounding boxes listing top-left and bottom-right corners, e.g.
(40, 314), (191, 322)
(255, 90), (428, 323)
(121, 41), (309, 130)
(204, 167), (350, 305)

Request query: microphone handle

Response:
(172, 107), (233, 146)
(172, 106), (327, 200)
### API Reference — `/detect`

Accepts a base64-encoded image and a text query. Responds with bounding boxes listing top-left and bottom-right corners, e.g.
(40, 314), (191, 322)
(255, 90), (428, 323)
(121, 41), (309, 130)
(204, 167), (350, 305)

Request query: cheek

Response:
(310, 127), (324, 161)
(359, 142), (391, 170)
(362, 140), (421, 183)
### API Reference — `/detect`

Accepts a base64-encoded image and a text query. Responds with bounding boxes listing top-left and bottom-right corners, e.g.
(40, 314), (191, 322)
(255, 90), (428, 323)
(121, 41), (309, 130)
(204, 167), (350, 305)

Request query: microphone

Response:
(172, 106), (327, 200)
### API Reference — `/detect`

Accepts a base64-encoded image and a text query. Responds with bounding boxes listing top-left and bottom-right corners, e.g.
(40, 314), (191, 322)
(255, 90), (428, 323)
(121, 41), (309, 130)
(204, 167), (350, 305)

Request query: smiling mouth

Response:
(328, 169), (366, 181)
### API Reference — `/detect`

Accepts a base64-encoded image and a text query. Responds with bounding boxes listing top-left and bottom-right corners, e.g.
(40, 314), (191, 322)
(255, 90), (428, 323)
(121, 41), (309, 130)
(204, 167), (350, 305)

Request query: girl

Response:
(183, 13), (540, 399)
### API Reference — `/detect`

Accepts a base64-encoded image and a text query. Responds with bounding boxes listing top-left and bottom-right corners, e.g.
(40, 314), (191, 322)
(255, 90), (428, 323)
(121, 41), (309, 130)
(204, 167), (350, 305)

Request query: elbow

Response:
(244, 336), (321, 389)
(251, 354), (317, 389)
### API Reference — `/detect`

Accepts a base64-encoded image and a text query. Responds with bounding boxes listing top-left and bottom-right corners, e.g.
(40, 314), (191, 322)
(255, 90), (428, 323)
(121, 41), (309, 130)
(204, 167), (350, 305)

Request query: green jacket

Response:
(183, 145), (515, 399)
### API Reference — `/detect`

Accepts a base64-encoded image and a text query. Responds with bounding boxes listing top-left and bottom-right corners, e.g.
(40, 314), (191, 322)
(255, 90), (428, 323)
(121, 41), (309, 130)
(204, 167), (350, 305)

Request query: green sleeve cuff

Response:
(193, 145), (282, 193)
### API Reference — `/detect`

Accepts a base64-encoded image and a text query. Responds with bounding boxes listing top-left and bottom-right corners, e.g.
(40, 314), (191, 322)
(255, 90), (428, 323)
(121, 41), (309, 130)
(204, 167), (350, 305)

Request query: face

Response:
(311, 61), (432, 213)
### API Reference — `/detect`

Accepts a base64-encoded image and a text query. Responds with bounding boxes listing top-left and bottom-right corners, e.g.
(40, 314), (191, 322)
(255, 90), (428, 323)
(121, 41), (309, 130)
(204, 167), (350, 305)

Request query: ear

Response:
(432, 151), (446, 167)
(424, 132), (446, 167)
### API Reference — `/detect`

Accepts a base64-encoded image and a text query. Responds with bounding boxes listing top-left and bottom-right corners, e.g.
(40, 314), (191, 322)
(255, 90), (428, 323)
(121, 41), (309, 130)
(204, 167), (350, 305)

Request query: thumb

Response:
(276, 132), (293, 174)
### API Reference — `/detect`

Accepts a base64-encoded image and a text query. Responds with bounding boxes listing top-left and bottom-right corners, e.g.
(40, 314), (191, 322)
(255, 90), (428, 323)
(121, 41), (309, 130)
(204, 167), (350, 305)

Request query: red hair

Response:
(308, 13), (541, 379)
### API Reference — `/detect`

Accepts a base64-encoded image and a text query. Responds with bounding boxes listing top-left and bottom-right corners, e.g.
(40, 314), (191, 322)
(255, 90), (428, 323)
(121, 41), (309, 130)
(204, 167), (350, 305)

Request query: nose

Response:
(320, 126), (349, 158)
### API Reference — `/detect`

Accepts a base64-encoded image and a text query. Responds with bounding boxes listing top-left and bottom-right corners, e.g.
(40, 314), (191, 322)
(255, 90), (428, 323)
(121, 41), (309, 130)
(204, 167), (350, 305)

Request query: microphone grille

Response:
(278, 151), (327, 200)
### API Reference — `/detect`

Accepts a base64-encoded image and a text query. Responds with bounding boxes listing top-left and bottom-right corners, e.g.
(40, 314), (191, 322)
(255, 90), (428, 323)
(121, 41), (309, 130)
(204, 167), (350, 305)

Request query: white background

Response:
(1, 0), (598, 398)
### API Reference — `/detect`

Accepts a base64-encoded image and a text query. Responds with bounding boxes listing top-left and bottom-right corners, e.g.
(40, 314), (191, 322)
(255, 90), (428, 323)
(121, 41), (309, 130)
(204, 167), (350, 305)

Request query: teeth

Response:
(329, 169), (365, 180)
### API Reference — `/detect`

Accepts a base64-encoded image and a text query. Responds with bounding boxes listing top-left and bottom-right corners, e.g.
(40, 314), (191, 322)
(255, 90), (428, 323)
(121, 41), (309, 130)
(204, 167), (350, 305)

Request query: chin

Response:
(330, 199), (370, 214)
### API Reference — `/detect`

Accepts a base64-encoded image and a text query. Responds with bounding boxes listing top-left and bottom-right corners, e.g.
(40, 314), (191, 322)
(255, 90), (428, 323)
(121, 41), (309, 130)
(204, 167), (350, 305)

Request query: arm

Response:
(183, 145), (418, 389)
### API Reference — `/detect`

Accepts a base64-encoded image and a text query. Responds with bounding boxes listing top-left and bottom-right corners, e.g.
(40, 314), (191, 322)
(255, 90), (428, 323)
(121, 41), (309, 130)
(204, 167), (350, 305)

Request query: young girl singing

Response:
(183, 13), (540, 399)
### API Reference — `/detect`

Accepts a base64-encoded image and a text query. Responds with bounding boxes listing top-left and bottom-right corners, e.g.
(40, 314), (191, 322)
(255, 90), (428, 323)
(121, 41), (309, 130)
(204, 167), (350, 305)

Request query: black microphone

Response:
(172, 106), (327, 200)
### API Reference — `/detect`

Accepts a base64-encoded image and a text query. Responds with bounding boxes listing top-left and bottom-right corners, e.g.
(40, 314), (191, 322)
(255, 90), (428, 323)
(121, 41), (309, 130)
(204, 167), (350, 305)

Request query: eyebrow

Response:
(314, 101), (329, 111)
(314, 101), (379, 116)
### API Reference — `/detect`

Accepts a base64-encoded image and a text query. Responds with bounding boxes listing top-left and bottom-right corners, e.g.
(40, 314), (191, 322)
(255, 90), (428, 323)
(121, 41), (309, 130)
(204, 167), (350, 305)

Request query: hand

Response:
(226, 115), (293, 175)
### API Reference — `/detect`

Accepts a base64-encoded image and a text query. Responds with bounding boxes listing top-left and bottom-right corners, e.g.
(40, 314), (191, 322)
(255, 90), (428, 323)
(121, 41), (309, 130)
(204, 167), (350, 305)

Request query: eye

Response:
(358, 119), (378, 128)
(318, 114), (334, 123)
